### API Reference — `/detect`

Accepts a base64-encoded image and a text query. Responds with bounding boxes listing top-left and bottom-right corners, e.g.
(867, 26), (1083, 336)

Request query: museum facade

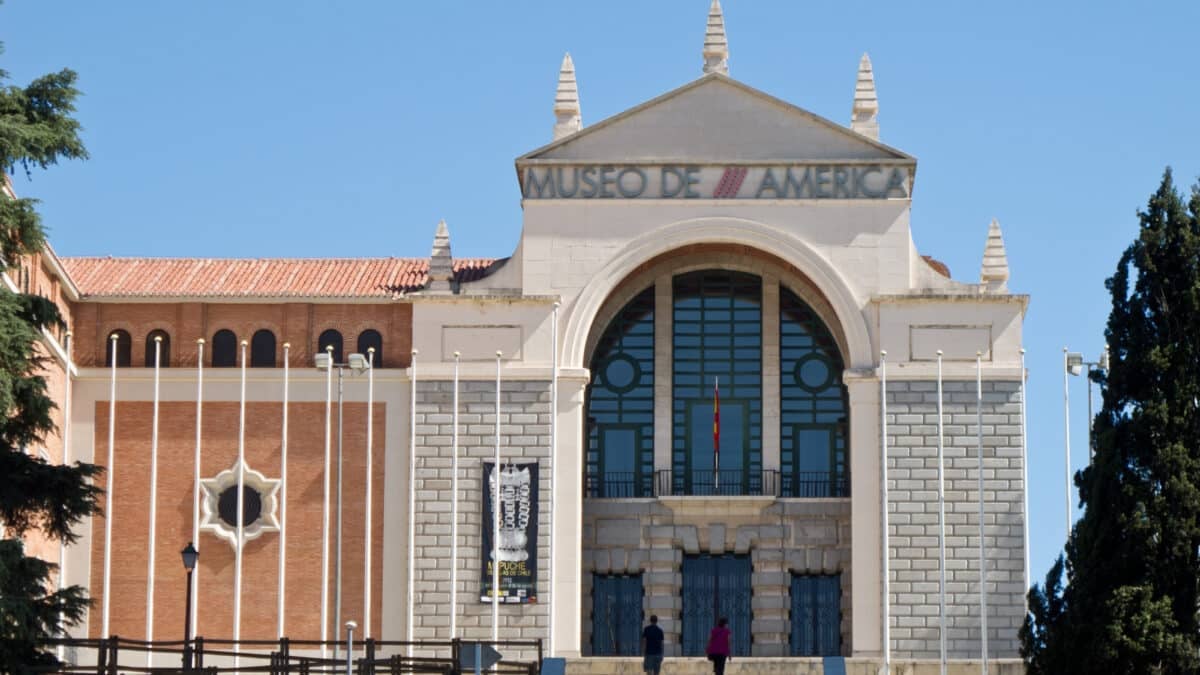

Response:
(13, 2), (1029, 670)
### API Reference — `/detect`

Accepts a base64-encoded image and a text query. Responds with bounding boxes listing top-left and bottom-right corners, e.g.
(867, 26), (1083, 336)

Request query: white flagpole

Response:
(936, 350), (947, 675)
(450, 351), (460, 639)
(977, 352), (988, 674)
(548, 302), (559, 654)
(234, 340), (247, 664)
(192, 339), (204, 637)
(1062, 347), (1072, 542)
(880, 350), (890, 675)
(145, 336), (163, 666)
(278, 342), (290, 639)
(408, 349), (418, 655)
(321, 345), (333, 658)
(57, 332), (74, 659)
(493, 350), (502, 644)
(101, 333), (118, 638)
(364, 346), (375, 639)
(1019, 349), (1031, 601)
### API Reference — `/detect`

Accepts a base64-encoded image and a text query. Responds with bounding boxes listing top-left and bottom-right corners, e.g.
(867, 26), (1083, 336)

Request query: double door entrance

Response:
(680, 554), (752, 656)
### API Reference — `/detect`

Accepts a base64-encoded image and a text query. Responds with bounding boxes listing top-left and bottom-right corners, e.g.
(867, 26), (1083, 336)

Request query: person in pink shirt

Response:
(705, 617), (732, 675)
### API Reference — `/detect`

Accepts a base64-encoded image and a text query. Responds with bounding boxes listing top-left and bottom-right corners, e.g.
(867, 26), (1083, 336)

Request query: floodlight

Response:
(348, 352), (368, 372)
(1066, 352), (1084, 376)
(314, 352), (333, 370)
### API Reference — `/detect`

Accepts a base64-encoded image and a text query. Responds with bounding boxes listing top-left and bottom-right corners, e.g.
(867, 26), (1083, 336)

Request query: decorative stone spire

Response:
(702, 0), (729, 76)
(851, 52), (879, 140)
(427, 219), (454, 292)
(980, 218), (1010, 292)
(552, 52), (582, 141)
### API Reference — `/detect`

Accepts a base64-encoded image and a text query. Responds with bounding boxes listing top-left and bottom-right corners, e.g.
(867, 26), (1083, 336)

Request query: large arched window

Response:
(318, 329), (343, 364)
(357, 329), (383, 368)
(145, 330), (171, 368)
(211, 329), (238, 368)
(672, 271), (762, 496)
(250, 330), (276, 368)
(585, 287), (654, 498)
(779, 288), (848, 497)
(105, 330), (132, 368)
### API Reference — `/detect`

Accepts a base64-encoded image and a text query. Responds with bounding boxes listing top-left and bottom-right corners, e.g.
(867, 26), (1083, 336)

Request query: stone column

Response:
(847, 374), (881, 657)
(762, 275), (781, 476)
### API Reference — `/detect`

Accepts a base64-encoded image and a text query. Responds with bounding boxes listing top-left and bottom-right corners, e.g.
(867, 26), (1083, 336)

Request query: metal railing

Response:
(654, 469), (778, 497)
(584, 471), (654, 498)
(36, 636), (543, 675)
(780, 471), (849, 498)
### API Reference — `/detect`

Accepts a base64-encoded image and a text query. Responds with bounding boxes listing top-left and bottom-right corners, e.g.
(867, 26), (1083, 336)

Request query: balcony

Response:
(585, 469), (849, 498)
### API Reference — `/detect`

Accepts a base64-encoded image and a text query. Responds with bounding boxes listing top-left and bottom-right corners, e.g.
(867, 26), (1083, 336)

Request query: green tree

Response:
(0, 32), (99, 673)
(1021, 169), (1200, 673)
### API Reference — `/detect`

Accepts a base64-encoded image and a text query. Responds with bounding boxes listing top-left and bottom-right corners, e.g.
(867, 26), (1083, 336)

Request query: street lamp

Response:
(345, 620), (357, 675)
(314, 350), (369, 659)
(1067, 346), (1110, 458)
(180, 542), (199, 671)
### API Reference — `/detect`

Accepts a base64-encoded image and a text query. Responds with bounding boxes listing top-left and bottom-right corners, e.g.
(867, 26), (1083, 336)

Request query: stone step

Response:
(563, 657), (1024, 675)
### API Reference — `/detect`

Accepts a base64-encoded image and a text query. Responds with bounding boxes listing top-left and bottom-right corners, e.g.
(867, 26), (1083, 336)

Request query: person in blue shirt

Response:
(641, 614), (664, 675)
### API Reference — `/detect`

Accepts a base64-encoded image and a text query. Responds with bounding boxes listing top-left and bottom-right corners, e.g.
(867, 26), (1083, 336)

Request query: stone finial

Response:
(702, 0), (729, 76)
(851, 53), (879, 140)
(553, 52), (583, 141)
(427, 219), (454, 292)
(980, 218), (1010, 292)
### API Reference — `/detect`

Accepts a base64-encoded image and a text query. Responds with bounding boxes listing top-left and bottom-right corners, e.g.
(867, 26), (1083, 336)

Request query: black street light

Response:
(181, 542), (199, 671)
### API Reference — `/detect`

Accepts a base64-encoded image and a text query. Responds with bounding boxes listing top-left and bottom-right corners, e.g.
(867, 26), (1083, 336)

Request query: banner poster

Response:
(480, 461), (539, 604)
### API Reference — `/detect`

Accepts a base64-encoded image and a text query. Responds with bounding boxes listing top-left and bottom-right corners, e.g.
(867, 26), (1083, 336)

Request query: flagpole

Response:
(450, 351), (460, 639)
(408, 349), (418, 656)
(977, 352), (988, 674)
(364, 346), (375, 640)
(234, 340), (247, 665)
(880, 350), (890, 675)
(713, 376), (720, 492)
(192, 339), (204, 638)
(145, 336), (163, 666)
(936, 350), (947, 675)
(493, 350), (502, 644)
(321, 345), (333, 658)
(1019, 349), (1030, 602)
(1062, 347), (1072, 543)
(548, 302), (558, 654)
(101, 333), (118, 638)
(57, 331), (74, 659)
(278, 343), (290, 638)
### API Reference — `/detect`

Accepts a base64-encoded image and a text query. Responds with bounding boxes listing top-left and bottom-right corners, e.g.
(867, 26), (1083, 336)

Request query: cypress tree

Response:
(0, 31), (99, 672)
(1021, 169), (1200, 673)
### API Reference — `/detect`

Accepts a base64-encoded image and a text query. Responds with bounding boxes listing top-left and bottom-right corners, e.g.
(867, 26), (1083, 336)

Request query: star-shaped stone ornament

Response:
(199, 459), (281, 549)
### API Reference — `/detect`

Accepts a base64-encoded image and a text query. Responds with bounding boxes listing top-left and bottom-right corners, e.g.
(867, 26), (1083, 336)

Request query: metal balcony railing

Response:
(654, 469), (778, 497)
(584, 471), (654, 498)
(780, 471), (849, 498)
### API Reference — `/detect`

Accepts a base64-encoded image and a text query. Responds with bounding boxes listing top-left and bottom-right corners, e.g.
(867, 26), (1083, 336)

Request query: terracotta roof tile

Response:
(60, 257), (498, 299)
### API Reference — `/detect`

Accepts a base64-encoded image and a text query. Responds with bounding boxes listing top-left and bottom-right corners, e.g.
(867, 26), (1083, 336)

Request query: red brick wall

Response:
(88, 400), (386, 640)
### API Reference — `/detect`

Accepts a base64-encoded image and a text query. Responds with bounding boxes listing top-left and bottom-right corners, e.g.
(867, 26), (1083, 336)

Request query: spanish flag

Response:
(713, 376), (720, 472)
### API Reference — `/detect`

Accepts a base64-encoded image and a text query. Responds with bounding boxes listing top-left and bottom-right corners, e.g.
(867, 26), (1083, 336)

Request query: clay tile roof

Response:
(60, 257), (497, 299)
(921, 255), (951, 279)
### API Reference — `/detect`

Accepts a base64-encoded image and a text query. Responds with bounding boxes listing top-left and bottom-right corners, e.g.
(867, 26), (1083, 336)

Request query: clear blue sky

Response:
(5, 1), (1200, 601)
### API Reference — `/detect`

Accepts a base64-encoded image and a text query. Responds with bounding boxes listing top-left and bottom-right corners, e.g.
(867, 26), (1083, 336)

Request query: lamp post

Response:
(181, 542), (199, 671)
(314, 350), (369, 659)
(1067, 347), (1109, 459)
(345, 620), (357, 675)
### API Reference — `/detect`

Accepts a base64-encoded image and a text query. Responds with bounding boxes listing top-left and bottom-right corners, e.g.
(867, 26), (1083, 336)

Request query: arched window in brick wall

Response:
(145, 330), (171, 368)
(211, 329), (238, 367)
(357, 329), (382, 368)
(318, 329), (343, 364)
(105, 330), (132, 368)
(250, 330), (276, 367)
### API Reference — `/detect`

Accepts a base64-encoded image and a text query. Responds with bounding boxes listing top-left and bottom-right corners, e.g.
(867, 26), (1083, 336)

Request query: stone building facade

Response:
(9, 3), (1030, 672)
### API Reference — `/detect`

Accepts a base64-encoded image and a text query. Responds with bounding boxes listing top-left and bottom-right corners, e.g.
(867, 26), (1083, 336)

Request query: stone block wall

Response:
(411, 379), (552, 659)
(885, 380), (1026, 658)
(582, 498), (852, 657)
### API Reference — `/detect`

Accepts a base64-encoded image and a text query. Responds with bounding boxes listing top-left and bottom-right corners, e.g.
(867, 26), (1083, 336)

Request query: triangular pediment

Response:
(519, 74), (913, 163)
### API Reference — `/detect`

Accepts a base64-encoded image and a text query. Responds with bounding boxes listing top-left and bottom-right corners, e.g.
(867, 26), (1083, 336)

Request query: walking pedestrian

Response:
(705, 617), (732, 675)
(641, 614), (664, 675)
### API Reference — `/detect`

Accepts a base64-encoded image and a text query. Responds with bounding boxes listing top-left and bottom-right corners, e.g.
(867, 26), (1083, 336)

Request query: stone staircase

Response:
(562, 657), (1024, 675)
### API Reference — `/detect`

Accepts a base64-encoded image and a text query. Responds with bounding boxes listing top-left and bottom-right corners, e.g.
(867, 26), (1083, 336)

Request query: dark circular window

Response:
(218, 486), (262, 528)
(795, 353), (833, 392)
(602, 354), (641, 393)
